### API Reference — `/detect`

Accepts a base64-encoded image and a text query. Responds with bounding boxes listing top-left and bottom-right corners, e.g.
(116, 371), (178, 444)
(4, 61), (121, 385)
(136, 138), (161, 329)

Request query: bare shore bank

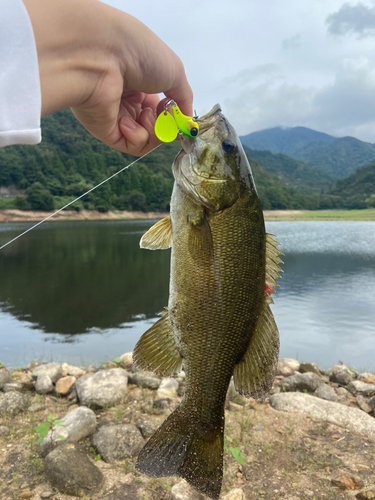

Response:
(2, 208), (375, 224)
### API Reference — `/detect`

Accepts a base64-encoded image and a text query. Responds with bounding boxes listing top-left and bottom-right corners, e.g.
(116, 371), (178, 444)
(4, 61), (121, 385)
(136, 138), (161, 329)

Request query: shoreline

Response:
(0, 356), (374, 500)
(1, 208), (375, 223)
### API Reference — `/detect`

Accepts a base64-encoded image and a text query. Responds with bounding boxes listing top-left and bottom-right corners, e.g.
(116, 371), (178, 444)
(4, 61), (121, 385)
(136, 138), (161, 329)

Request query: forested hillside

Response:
(241, 126), (375, 179)
(0, 109), (373, 212)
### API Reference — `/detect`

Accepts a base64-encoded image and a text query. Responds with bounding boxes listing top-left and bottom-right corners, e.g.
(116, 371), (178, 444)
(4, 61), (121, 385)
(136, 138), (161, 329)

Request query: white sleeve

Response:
(0, 0), (41, 148)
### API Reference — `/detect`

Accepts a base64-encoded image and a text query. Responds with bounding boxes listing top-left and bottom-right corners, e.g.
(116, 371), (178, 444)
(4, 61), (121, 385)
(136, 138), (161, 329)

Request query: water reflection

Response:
(0, 220), (374, 370)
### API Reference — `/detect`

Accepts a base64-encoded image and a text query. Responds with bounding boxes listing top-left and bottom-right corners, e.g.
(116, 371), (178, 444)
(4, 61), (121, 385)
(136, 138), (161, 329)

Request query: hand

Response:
(23, 0), (193, 156)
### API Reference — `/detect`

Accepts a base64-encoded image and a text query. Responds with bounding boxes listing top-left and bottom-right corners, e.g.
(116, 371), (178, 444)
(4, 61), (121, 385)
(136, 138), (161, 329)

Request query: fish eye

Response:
(221, 139), (236, 154)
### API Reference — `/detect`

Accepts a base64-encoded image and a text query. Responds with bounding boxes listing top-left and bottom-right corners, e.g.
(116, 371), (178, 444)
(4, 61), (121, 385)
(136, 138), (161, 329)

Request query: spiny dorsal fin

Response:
(265, 232), (283, 296)
(233, 302), (279, 400)
(133, 312), (183, 376)
(140, 216), (172, 250)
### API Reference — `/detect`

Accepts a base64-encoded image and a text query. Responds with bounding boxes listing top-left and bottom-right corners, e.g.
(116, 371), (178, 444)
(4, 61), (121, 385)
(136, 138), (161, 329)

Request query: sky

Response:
(104, 0), (375, 142)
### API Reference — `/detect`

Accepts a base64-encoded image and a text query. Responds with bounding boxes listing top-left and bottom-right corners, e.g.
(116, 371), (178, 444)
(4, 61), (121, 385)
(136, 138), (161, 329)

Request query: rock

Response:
(40, 406), (97, 457)
(356, 395), (373, 413)
(157, 378), (179, 399)
(280, 372), (323, 392)
(280, 358), (300, 371)
(86, 364), (97, 372)
(75, 368), (128, 408)
(44, 442), (103, 496)
(27, 359), (42, 371)
(154, 398), (180, 412)
(3, 382), (23, 392)
(299, 362), (320, 376)
(270, 393), (375, 439)
(222, 489), (246, 500)
(356, 491), (375, 500)
(28, 403), (43, 412)
(331, 475), (357, 490)
(35, 373), (54, 395)
(171, 479), (206, 500)
(32, 363), (63, 383)
(119, 352), (133, 371)
(135, 419), (157, 438)
(92, 424), (144, 462)
(16, 374), (34, 391)
(55, 376), (76, 396)
(129, 371), (161, 390)
(329, 365), (353, 385)
(0, 425), (9, 436)
(315, 383), (337, 402)
(358, 372), (375, 385)
(368, 395), (375, 409)
(0, 391), (29, 415)
(276, 360), (294, 377)
(348, 380), (375, 397)
(19, 490), (32, 499)
(336, 386), (349, 396)
(40, 492), (54, 499)
(0, 369), (12, 390)
(62, 363), (85, 378)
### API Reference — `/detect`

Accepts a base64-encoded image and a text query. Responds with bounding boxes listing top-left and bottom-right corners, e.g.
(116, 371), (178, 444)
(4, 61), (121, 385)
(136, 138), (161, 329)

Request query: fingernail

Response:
(121, 117), (137, 130)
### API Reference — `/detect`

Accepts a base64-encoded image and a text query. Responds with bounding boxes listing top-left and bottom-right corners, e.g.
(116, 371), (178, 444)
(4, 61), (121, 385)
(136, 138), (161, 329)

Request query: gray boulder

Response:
(35, 373), (54, 395)
(44, 442), (103, 496)
(368, 395), (375, 409)
(40, 406), (97, 457)
(356, 395), (373, 413)
(75, 368), (128, 408)
(315, 383), (337, 402)
(348, 380), (375, 397)
(32, 363), (63, 383)
(280, 372), (323, 392)
(270, 392), (375, 439)
(92, 424), (144, 462)
(280, 358), (300, 371)
(119, 352), (133, 371)
(135, 419), (157, 438)
(0, 391), (29, 415)
(157, 378), (179, 399)
(329, 365), (353, 385)
(299, 362), (320, 376)
(171, 479), (206, 499)
(129, 371), (161, 390)
(0, 370), (12, 390)
(3, 382), (23, 392)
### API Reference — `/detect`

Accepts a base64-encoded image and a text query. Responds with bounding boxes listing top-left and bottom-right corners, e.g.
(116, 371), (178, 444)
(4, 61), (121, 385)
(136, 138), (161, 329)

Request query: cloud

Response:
(222, 59), (375, 141)
(326, 2), (375, 38)
(282, 34), (302, 50)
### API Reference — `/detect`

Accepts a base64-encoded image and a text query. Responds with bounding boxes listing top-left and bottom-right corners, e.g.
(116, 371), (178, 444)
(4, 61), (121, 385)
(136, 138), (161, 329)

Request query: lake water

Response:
(0, 220), (374, 371)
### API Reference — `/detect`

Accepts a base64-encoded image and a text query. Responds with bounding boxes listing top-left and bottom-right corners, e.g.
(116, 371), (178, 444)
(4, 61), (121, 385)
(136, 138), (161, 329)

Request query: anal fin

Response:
(233, 303), (279, 401)
(133, 313), (183, 376)
(140, 216), (172, 250)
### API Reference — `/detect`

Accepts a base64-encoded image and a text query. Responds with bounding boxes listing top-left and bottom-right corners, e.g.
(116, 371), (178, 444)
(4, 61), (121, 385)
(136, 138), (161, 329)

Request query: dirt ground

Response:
(0, 384), (374, 500)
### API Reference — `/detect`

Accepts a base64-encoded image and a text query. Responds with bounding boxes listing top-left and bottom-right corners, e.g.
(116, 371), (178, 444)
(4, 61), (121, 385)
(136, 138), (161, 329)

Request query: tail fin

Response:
(135, 406), (223, 500)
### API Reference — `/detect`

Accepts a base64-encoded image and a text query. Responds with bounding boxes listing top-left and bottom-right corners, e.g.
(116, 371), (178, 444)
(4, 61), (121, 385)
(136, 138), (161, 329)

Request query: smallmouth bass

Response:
(133, 104), (282, 499)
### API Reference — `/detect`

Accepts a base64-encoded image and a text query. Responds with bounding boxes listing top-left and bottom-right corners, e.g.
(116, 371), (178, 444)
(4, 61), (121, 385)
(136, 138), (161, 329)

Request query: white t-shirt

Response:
(0, 0), (41, 148)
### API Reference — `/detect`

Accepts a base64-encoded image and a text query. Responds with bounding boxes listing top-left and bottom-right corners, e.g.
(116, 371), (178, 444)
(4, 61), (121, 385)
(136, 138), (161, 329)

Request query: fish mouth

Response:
(178, 104), (223, 154)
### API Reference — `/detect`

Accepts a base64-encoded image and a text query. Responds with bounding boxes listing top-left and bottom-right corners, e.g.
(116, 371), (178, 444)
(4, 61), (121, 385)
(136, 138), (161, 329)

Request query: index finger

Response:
(164, 61), (194, 117)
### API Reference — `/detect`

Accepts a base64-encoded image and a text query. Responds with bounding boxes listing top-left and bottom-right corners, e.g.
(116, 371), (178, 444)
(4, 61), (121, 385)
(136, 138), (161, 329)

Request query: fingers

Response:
(117, 106), (160, 156)
(164, 58), (194, 117)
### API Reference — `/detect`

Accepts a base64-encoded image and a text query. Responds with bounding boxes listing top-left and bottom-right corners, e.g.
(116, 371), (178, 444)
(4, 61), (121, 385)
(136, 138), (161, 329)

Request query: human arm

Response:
(23, 0), (193, 156)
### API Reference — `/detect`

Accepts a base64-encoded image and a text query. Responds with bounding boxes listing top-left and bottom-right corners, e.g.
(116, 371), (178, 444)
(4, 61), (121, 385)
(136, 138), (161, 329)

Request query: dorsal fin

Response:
(265, 233), (283, 300)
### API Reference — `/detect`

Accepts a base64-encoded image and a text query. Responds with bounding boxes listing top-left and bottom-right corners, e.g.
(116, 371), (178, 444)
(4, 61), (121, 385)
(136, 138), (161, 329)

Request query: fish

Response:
(133, 104), (282, 499)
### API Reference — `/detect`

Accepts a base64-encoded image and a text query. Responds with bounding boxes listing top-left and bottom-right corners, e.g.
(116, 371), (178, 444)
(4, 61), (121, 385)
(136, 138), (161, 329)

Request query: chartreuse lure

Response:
(155, 99), (199, 143)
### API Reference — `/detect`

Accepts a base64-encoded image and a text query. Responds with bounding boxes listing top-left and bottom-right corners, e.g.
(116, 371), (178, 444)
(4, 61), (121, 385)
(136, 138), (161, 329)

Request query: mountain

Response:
(328, 161), (375, 208)
(240, 127), (375, 179)
(245, 147), (335, 193)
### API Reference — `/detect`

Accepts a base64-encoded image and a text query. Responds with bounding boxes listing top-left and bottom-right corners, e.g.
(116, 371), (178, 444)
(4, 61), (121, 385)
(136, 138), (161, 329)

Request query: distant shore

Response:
(1, 208), (375, 223)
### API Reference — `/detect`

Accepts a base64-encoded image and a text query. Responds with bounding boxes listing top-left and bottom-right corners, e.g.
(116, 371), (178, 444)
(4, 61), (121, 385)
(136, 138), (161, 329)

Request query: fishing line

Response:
(0, 144), (162, 251)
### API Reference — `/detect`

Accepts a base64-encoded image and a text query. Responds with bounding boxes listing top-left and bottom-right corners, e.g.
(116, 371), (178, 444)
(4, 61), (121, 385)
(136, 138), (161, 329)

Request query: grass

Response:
(263, 208), (375, 221)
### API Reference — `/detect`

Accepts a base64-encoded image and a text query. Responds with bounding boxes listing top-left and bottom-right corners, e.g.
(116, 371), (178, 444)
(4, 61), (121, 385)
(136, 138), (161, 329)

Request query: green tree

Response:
(25, 182), (54, 210)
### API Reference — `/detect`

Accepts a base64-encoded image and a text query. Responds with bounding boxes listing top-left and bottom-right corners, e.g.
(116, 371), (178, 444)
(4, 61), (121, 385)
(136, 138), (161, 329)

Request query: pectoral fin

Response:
(233, 303), (279, 401)
(140, 216), (172, 250)
(133, 313), (183, 376)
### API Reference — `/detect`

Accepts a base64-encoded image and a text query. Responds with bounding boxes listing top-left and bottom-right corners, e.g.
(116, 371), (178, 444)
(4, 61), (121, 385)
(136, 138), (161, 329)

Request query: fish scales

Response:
(133, 104), (282, 499)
